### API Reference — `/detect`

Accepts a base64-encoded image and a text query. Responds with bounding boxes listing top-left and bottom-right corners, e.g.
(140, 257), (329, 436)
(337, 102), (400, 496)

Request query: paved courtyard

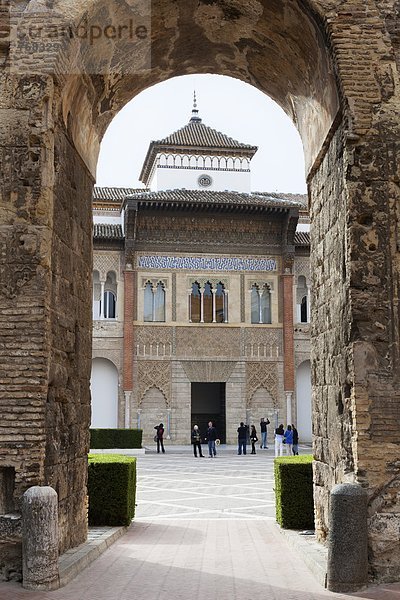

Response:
(1, 445), (400, 599)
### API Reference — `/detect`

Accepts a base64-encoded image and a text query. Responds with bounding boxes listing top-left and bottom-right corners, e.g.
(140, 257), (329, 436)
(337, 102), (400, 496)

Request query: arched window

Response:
(204, 156), (212, 168)
(301, 295), (308, 323)
(251, 283), (272, 324)
(227, 157), (234, 169)
(103, 290), (116, 319)
(297, 275), (309, 323)
(144, 281), (166, 322)
(220, 157), (226, 169)
(234, 157), (241, 169)
(190, 282), (201, 323)
(261, 285), (271, 324)
(251, 284), (260, 324)
(203, 281), (213, 323)
(215, 282), (226, 323)
(144, 282), (154, 322)
(93, 270), (101, 320)
(189, 282), (228, 324)
(154, 282), (166, 322)
(102, 271), (117, 319)
(190, 155), (197, 167)
(159, 153), (167, 166)
(212, 157), (219, 168)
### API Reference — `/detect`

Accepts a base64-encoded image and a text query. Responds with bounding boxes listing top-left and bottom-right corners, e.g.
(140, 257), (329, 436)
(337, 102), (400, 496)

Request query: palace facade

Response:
(91, 104), (311, 445)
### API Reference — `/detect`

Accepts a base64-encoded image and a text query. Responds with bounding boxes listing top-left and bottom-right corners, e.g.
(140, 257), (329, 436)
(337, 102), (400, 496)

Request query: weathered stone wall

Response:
(0, 73), (54, 579)
(309, 1), (400, 582)
(0, 75), (92, 575)
(45, 126), (93, 554)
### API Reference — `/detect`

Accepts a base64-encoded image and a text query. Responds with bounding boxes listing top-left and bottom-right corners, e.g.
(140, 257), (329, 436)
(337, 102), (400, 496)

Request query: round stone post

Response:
(327, 483), (368, 593)
(22, 486), (59, 590)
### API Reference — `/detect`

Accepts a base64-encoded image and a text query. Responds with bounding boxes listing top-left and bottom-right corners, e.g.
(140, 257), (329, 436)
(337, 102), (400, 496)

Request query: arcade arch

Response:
(90, 358), (119, 428)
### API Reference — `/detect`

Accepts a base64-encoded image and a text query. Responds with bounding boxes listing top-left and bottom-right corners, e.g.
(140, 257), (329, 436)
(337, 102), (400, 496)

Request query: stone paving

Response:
(1, 444), (400, 599)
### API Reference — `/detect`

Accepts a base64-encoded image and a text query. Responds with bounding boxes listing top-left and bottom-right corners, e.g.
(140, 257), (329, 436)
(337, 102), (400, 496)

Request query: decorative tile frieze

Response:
(138, 255), (277, 272)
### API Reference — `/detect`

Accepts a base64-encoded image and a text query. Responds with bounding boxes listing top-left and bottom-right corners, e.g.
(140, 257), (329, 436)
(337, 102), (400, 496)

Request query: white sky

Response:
(96, 74), (307, 194)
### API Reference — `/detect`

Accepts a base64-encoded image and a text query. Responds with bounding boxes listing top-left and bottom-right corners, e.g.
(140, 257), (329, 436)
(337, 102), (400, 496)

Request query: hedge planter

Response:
(90, 428), (142, 449)
(88, 454), (137, 526)
(274, 455), (314, 530)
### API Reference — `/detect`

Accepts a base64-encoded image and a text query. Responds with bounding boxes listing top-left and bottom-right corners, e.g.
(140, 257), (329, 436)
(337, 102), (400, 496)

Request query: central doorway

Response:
(191, 383), (226, 444)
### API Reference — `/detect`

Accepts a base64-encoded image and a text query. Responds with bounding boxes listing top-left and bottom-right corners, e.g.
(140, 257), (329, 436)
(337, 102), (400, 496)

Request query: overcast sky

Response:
(96, 74), (307, 194)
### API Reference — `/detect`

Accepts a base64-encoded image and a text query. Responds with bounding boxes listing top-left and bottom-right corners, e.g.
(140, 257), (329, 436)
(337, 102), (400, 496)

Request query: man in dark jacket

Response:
(260, 417), (271, 449)
(154, 423), (165, 454)
(237, 422), (247, 455)
(206, 421), (217, 457)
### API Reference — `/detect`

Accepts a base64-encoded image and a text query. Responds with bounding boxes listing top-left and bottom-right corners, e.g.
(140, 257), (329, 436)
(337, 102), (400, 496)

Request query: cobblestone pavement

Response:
(1, 445), (400, 599)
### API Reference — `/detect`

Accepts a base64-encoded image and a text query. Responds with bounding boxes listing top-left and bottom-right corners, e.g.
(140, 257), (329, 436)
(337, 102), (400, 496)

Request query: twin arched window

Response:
(251, 284), (272, 324)
(93, 271), (117, 320)
(144, 282), (166, 322)
(190, 281), (227, 323)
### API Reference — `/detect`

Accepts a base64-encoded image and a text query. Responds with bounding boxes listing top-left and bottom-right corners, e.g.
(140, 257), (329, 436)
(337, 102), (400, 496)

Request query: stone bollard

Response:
(327, 483), (368, 593)
(21, 486), (59, 590)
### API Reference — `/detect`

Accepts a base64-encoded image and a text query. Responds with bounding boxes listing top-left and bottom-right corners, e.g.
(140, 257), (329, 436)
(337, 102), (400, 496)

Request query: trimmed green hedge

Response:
(88, 454), (137, 526)
(274, 455), (314, 529)
(90, 428), (142, 449)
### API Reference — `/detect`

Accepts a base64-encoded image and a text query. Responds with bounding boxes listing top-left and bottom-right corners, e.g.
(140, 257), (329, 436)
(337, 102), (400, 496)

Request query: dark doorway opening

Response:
(191, 383), (226, 444)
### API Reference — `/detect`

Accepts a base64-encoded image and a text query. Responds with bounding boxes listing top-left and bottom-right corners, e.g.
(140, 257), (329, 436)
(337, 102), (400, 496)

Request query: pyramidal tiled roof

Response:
(157, 121), (257, 152)
(140, 119), (257, 186)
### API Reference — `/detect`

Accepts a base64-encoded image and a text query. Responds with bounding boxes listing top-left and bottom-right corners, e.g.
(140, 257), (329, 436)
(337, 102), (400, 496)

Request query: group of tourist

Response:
(154, 419), (300, 457)
(274, 423), (299, 457)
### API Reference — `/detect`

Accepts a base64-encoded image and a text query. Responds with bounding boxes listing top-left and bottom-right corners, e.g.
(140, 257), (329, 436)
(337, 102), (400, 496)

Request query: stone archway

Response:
(295, 360), (312, 443)
(1, 0), (399, 583)
(90, 357), (119, 428)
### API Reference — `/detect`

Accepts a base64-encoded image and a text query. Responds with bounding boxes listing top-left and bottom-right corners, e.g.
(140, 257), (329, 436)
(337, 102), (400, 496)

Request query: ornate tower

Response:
(139, 93), (258, 193)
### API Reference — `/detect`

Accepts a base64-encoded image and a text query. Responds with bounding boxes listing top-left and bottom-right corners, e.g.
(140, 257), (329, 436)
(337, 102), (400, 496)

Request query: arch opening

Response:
(58, 0), (340, 177)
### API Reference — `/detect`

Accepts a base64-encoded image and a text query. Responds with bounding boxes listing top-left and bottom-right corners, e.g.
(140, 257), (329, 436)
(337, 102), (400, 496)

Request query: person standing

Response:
(292, 424), (299, 455)
(275, 423), (285, 457)
(191, 424), (204, 457)
(206, 421), (217, 457)
(259, 417), (270, 449)
(284, 424), (293, 456)
(237, 421), (247, 455)
(250, 425), (258, 454)
(154, 423), (165, 454)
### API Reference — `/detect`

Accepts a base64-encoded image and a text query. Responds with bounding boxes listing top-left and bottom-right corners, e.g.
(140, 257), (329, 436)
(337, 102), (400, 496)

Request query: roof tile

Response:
(93, 223), (124, 240)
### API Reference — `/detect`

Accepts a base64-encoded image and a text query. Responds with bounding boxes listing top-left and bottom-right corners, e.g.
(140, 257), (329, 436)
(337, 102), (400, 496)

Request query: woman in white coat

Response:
(275, 423), (285, 457)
